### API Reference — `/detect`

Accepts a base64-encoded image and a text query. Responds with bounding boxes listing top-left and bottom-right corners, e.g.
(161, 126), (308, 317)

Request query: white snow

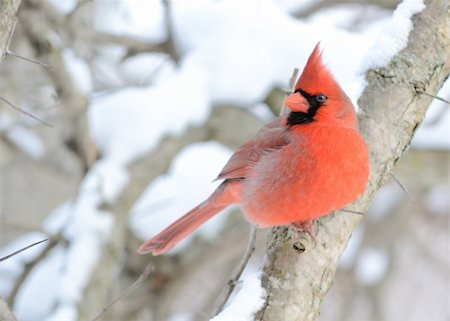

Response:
(130, 141), (232, 254)
(88, 54), (210, 165)
(94, 1), (165, 42)
(210, 272), (265, 321)
(62, 49), (93, 94)
(361, 0), (425, 71)
(48, 0), (76, 14)
(0, 114), (45, 159)
(355, 248), (390, 285)
(120, 53), (170, 86)
(0, 232), (48, 297)
(14, 245), (66, 321)
(5, 126), (45, 159)
(4, 176), (115, 321)
(85, 159), (130, 204)
(170, 1), (385, 106)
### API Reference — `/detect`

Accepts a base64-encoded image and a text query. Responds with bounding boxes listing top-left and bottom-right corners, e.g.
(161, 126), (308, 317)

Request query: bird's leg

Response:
(289, 221), (316, 253)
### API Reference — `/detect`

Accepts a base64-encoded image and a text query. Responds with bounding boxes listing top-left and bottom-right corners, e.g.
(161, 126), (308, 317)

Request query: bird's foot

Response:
(289, 221), (316, 253)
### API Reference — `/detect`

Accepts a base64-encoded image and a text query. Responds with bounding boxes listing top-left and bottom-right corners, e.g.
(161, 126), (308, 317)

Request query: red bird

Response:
(138, 44), (369, 255)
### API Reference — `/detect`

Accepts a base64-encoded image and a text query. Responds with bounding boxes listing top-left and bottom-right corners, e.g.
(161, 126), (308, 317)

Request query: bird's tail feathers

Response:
(138, 182), (237, 255)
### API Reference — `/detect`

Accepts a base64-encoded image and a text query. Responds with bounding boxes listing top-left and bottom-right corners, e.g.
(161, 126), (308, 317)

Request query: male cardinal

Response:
(138, 44), (369, 255)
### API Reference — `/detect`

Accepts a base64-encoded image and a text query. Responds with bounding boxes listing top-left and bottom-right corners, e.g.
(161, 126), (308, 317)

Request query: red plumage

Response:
(138, 43), (369, 255)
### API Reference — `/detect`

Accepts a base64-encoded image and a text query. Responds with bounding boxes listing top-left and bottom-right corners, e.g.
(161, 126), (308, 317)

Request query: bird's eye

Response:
(315, 93), (327, 103)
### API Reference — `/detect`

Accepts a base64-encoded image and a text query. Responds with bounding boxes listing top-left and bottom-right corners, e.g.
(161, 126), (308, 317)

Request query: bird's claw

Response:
(290, 221), (317, 252)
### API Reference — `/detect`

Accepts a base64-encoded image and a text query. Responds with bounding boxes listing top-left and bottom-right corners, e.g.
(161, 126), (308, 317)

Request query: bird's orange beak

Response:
(284, 93), (309, 113)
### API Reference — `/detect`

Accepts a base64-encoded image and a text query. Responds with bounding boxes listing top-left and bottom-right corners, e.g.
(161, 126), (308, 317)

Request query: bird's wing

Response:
(214, 117), (289, 181)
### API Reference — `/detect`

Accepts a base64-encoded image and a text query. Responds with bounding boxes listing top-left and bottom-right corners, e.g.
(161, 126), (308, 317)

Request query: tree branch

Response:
(256, 1), (449, 320)
(8, 234), (62, 308)
(211, 225), (257, 317)
(0, 297), (17, 321)
(0, 0), (21, 62)
(0, 238), (48, 262)
(91, 263), (154, 321)
(292, 0), (400, 19)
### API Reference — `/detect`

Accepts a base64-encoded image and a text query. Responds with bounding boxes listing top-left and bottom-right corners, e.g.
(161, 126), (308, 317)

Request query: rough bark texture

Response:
(256, 1), (449, 320)
(0, 0), (21, 62)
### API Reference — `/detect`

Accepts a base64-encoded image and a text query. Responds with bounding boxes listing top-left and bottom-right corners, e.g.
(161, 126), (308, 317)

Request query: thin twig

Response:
(0, 239), (48, 263)
(6, 50), (56, 69)
(8, 235), (62, 308)
(338, 209), (366, 216)
(390, 172), (419, 206)
(211, 225), (257, 317)
(0, 96), (54, 127)
(280, 68), (299, 116)
(91, 263), (154, 321)
(417, 91), (450, 105)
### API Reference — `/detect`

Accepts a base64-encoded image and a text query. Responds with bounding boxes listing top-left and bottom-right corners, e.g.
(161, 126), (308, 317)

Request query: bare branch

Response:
(338, 209), (366, 216)
(416, 90), (450, 105)
(0, 296), (17, 321)
(8, 235), (62, 308)
(0, 238), (48, 263)
(211, 225), (257, 317)
(0, 96), (54, 127)
(390, 172), (419, 206)
(161, 0), (180, 63)
(280, 68), (300, 116)
(6, 49), (56, 69)
(292, 0), (400, 19)
(91, 263), (154, 321)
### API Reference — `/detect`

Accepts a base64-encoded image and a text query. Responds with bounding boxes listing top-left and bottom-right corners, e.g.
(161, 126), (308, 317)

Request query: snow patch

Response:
(48, 0), (76, 14)
(361, 0), (425, 71)
(211, 272), (265, 321)
(14, 245), (65, 321)
(94, 1), (165, 42)
(130, 141), (232, 254)
(89, 55), (210, 165)
(6, 126), (45, 159)
(62, 49), (93, 94)
(0, 232), (48, 297)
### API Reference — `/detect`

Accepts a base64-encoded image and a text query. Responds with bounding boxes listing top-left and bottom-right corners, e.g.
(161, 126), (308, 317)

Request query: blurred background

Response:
(0, 0), (448, 320)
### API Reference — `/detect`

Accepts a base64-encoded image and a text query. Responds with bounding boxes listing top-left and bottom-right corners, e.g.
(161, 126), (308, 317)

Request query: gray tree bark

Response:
(256, 1), (449, 320)
(0, 0), (21, 62)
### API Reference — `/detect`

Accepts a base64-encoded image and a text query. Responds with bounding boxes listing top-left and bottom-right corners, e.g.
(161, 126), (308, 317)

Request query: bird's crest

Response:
(295, 43), (342, 97)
